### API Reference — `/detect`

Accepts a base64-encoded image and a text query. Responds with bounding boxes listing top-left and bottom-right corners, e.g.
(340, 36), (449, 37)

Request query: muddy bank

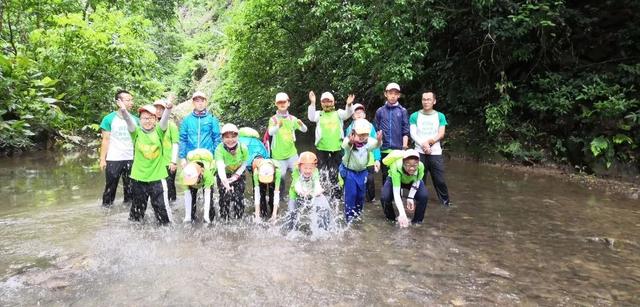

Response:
(448, 154), (640, 200)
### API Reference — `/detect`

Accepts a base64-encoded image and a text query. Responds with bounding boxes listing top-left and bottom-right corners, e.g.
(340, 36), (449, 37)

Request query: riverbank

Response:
(448, 154), (640, 201)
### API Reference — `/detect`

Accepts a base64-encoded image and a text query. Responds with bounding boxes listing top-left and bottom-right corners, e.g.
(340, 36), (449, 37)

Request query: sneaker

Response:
(443, 201), (452, 207)
(183, 218), (192, 223)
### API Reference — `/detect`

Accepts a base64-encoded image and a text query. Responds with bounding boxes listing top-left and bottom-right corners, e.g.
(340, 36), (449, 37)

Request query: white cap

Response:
(353, 119), (371, 135)
(352, 103), (365, 111)
(182, 163), (201, 186)
(152, 99), (167, 108)
(403, 149), (420, 160)
(192, 91), (207, 100)
(385, 82), (401, 92)
(221, 123), (239, 135)
(320, 92), (334, 102)
(275, 92), (289, 102)
(137, 105), (156, 115)
(258, 162), (275, 183)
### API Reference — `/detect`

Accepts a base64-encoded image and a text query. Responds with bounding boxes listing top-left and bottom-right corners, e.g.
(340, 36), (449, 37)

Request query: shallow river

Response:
(0, 152), (638, 306)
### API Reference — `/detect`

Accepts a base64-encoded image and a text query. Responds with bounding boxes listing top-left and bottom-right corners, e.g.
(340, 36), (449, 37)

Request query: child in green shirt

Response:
(379, 149), (428, 227)
(307, 91), (354, 199)
(252, 156), (282, 223)
(215, 123), (249, 220)
(182, 148), (216, 223)
(268, 92), (308, 195)
(118, 100), (173, 225)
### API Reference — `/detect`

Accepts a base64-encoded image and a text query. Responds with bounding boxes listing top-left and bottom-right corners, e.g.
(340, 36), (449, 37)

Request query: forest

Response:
(1, 0), (638, 176)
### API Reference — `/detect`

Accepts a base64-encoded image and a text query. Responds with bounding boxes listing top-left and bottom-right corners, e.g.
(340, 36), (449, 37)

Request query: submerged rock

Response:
(488, 267), (512, 279)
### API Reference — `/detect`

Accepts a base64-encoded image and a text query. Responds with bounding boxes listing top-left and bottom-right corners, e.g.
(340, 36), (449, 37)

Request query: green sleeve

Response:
(438, 112), (448, 126)
(169, 121), (179, 143)
(292, 116), (301, 130)
(390, 161), (402, 188)
(203, 169), (215, 187)
(289, 169), (299, 200)
(274, 166), (282, 190)
(417, 163), (425, 181)
(253, 169), (259, 187)
(268, 116), (276, 129)
(409, 112), (418, 125)
(99, 112), (115, 131)
(129, 126), (140, 143)
(214, 144), (224, 162)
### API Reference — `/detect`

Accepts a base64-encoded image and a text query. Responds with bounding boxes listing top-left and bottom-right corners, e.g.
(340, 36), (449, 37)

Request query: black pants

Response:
(166, 165), (177, 201)
(380, 152), (390, 190)
(380, 178), (428, 224)
(188, 186), (215, 221)
(316, 150), (342, 200)
(419, 153), (450, 206)
(130, 179), (171, 224)
(366, 165), (376, 201)
(217, 174), (246, 220)
(102, 160), (133, 206)
(259, 182), (275, 218)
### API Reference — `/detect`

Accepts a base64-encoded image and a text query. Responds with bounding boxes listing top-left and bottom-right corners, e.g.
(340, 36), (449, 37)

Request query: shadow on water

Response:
(0, 151), (639, 305)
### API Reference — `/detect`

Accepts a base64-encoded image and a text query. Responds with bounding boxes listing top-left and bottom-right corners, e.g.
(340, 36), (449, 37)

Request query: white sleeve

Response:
(217, 161), (228, 181)
(171, 144), (179, 164)
(307, 105), (320, 122)
(393, 186), (406, 217)
(234, 162), (247, 176)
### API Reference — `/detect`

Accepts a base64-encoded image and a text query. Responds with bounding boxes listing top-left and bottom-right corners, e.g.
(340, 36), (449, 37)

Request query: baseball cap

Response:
(275, 92), (289, 102)
(221, 123), (239, 135)
(385, 82), (401, 92)
(320, 92), (335, 102)
(182, 163), (201, 186)
(152, 99), (167, 108)
(353, 119), (371, 135)
(138, 105), (156, 116)
(352, 103), (365, 112)
(192, 91), (207, 100)
(257, 161), (275, 184)
(403, 149), (420, 160)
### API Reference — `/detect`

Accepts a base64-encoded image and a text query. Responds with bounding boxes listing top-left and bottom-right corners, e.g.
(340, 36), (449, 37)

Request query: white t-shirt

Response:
(409, 110), (448, 155)
(100, 111), (139, 161)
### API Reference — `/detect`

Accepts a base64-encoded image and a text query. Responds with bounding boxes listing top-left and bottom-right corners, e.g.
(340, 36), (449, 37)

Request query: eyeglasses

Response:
(403, 162), (419, 169)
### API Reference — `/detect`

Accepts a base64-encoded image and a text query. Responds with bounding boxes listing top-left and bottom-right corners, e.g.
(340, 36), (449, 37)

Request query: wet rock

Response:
(488, 268), (512, 279)
(450, 297), (466, 306)
(585, 237), (616, 249)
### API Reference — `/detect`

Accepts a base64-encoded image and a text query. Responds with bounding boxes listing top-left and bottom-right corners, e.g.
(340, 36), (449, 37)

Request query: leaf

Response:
(612, 134), (633, 145)
(590, 136), (608, 157)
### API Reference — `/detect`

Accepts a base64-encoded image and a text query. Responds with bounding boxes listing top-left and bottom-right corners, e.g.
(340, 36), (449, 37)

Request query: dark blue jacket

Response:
(179, 111), (221, 159)
(374, 102), (409, 151)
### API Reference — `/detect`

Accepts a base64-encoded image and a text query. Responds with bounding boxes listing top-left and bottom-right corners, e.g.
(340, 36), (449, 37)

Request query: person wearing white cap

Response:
(339, 119), (380, 223)
(409, 91), (451, 207)
(268, 92), (308, 196)
(117, 99), (174, 225)
(99, 89), (138, 207)
(215, 123), (249, 219)
(375, 82), (410, 185)
(178, 91), (221, 169)
(307, 90), (355, 200)
(345, 103), (382, 202)
(379, 149), (428, 227)
(153, 97), (179, 202)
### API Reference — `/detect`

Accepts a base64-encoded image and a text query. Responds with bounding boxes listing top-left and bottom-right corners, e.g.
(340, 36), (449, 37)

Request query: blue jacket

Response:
(239, 136), (269, 168)
(344, 122), (381, 162)
(374, 102), (409, 151)
(179, 111), (221, 159)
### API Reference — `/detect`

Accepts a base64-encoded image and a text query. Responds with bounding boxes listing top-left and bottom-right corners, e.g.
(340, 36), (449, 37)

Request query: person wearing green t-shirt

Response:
(118, 100), (174, 225)
(252, 156), (282, 223)
(153, 99), (179, 202)
(380, 150), (428, 227)
(409, 91), (451, 207)
(182, 148), (216, 223)
(268, 92), (308, 195)
(215, 123), (249, 220)
(307, 91), (354, 200)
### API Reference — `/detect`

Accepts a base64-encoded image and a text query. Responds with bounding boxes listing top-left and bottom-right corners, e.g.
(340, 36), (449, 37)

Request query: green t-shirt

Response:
(269, 114), (302, 160)
(161, 121), (179, 166)
(316, 111), (342, 151)
(188, 168), (215, 189)
(214, 143), (249, 174)
(252, 159), (282, 190)
(130, 126), (168, 182)
(289, 168), (321, 200)
(388, 159), (424, 188)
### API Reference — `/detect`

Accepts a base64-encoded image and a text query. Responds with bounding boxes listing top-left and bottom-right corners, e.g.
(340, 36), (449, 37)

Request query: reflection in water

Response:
(0, 152), (639, 305)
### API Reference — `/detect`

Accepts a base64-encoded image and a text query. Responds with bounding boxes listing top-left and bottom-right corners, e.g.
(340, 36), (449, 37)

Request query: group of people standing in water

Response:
(98, 82), (451, 228)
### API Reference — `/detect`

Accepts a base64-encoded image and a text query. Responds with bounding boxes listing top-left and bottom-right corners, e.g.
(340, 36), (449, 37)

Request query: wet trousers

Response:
(419, 153), (450, 206)
(380, 178), (428, 224)
(217, 174), (246, 220)
(317, 150), (343, 200)
(259, 182), (276, 218)
(165, 165), (177, 201)
(130, 179), (172, 224)
(340, 165), (368, 223)
(366, 165), (376, 202)
(186, 187), (215, 221)
(102, 160), (133, 206)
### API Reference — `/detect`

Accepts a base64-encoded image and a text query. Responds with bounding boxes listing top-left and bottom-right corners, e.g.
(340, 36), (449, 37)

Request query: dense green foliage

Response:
(216, 0), (639, 174)
(2, 0), (638, 176)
